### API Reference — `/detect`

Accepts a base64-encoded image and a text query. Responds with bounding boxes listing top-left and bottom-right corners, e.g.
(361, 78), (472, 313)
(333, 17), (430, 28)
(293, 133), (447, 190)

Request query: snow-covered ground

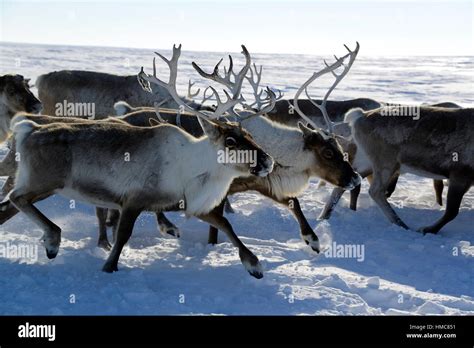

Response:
(0, 42), (473, 315)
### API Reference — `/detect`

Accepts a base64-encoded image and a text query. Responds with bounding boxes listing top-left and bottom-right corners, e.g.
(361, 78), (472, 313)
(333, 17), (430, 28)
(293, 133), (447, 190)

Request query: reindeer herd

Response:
(0, 43), (472, 278)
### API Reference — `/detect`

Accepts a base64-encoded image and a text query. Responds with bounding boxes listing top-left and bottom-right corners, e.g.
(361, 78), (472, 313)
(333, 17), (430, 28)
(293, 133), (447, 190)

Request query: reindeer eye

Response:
(225, 136), (237, 147)
(322, 149), (334, 159)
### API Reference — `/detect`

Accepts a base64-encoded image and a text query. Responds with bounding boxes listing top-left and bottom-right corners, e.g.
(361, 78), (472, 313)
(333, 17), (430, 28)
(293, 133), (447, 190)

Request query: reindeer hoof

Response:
(302, 234), (320, 253)
(242, 255), (263, 279)
(42, 233), (61, 259)
(102, 263), (118, 273)
(45, 248), (58, 259)
(248, 269), (264, 279)
(44, 240), (59, 259)
(419, 226), (439, 235)
(98, 239), (112, 251)
(159, 224), (180, 238)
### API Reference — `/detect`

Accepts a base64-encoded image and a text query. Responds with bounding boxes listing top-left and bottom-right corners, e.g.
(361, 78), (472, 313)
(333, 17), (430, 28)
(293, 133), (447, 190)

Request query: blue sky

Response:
(0, 0), (472, 55)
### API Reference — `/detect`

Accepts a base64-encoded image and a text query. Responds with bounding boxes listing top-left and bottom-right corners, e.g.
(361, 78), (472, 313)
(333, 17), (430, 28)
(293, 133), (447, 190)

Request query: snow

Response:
(0, 42), (473, 315)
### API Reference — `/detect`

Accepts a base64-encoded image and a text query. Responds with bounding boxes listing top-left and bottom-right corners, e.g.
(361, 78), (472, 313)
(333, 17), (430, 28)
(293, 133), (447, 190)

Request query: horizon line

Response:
(1, 40), (472, 58)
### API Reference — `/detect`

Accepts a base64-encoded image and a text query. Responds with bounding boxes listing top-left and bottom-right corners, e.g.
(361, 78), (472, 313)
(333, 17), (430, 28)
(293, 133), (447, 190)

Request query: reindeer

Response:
(319, 102), (463, 220)
(112, 69), (464, 227)
(36, 70), (212, 119)
(0, 112), (200, 249)
(266, 98), (380, 128)
(0, 44), (276, 278)
(342, 105), (473, 233)
(0, 74), (42, 143)
(0, 74), (42, 198)
(137, 43), (362, 249)
(15, 70), (207, 247)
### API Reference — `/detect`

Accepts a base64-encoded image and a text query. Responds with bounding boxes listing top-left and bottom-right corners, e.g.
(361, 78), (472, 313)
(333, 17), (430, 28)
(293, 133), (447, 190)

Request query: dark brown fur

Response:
(350, 106), (473, 233)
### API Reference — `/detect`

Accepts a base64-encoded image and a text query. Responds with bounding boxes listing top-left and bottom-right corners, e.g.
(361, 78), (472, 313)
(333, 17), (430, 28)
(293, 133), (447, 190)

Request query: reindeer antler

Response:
(293, 42), (360, 135)
(139, 44), (278, 124)
(138, 44), (240, 121)
(239, 87), (277, 120)
(191, 45), (277, 121)
(187, 79), (200, 99)
(192, 45), (251, 101)
(245, 63), (283, 109)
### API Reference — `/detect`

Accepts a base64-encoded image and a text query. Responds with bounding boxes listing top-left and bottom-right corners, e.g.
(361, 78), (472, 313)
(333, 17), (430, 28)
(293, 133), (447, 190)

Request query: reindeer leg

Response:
(433, 180), (444, 206)
(107, 209), (120, 243)
(0, 138), (16, 175)
(0, 200), (20, 224)
(198, 210), (263, 279)
(386, 174), (399, 198)
(156, 212), (180, 238)
(207, 199), (225, 245)
(102, 208), (141, 273)
(106, 209), (119, 227)
(96, 207), (112, 250)
(0, 190), (52, 225)
(369, 166), (409, 229)
(1, 176), (15, 199)
(223, 197), (234, 214)
(0, 145), (18, 199)
(348, 170), (371, 212)
(9, 189), (61, 259)
(319, 187), (345, 220)
(349, 184), (361, 211)
(420, 177), (470, 234)
(324, 170), (371, 215)
(285, 197), (320, 253)
(230, 182), (320, 253)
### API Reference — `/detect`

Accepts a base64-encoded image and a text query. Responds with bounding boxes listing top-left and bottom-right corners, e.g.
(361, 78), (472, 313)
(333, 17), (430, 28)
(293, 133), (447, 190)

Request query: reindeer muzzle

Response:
(251, 154), (274, 177)
(344, 173), (362, 190)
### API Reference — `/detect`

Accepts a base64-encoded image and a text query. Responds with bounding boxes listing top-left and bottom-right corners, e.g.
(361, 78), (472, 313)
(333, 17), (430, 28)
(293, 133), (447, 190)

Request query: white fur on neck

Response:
(241, 116), (314, 200)
(265, 166), (311, 200)
(178, 137), (248, 216)
(241, 116), (311, 169)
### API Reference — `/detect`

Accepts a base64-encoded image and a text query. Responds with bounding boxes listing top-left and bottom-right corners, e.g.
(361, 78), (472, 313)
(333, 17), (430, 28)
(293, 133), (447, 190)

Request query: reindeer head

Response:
(0, 74), (42, 114)
(298, 122), (360, 189)
(199, 117), (274, 177)
(292, 42), (362, 189)
(0, 74), (42, 142)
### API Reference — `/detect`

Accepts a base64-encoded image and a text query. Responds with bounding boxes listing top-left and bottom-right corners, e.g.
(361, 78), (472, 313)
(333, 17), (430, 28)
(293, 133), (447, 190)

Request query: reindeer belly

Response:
(57, 185), (121, 209)
(399, 147), (450, 180)
(400, 164), (447, 180)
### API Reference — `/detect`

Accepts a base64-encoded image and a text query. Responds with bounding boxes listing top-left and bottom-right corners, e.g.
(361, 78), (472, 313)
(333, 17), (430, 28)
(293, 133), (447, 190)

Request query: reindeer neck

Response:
(241, 116), (307, 168)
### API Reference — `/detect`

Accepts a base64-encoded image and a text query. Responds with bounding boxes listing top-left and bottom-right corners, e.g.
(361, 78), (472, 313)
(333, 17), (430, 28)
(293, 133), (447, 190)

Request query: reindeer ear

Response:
(149, 118), (161, 127)
(297, 121), (313, 137)
(198, 117), (221, 142)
